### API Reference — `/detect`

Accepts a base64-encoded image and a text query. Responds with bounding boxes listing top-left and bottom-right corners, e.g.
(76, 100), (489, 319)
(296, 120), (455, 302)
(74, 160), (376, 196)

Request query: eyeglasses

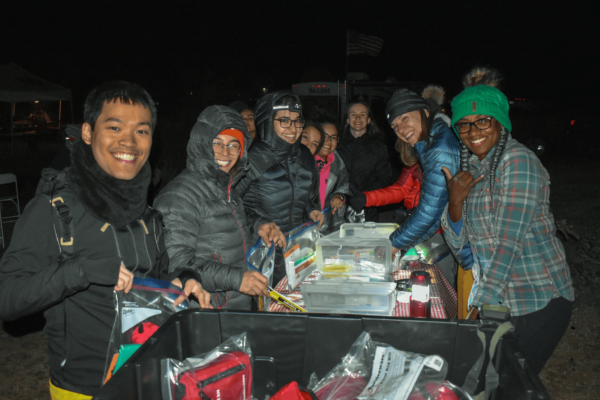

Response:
(324, 133), (340, 143)
(274, 118), (305, 129)
(454, 117), (493, 134)
(212, 141), (241, 155)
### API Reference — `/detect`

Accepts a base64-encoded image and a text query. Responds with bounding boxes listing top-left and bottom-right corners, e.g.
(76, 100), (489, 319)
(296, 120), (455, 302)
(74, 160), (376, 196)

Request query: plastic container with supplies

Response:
(95, 309), (552, 400)
(339, 222), (399, 239)
(301, 280), (397, 315)
(316, 236), (393, 282)
(283, 208), (331, 290)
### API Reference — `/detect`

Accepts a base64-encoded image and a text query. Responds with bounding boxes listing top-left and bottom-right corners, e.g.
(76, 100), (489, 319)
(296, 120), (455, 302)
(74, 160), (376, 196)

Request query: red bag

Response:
(270, 381), (318, 400)
(173, 351), (252, 400)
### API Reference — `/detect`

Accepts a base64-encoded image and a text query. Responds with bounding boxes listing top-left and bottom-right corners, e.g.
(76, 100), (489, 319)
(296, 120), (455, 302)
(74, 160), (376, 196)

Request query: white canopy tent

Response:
(0, 63), (73, 152)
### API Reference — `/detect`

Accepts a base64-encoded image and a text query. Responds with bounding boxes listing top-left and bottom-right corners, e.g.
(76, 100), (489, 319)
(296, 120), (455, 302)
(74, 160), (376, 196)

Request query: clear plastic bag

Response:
(309, 331), (448, 400)
(246, 238), (275, 311)
(345, 206), (366, 224)
(103, 277), (194, 384)
(161, 332), (253, 400)
(283, 217), (323, 290)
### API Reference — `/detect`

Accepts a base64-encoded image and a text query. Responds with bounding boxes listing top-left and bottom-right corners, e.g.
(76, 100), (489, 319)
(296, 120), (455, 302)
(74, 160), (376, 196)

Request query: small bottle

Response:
(409, 271), (431, 318)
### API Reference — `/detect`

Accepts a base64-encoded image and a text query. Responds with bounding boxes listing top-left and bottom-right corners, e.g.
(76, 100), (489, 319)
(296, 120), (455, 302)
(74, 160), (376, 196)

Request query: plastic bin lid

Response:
(339, 222), (399, 238)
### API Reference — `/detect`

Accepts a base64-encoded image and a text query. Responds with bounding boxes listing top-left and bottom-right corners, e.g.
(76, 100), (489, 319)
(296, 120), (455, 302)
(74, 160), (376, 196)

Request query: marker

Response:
(268, 286), (307, 312)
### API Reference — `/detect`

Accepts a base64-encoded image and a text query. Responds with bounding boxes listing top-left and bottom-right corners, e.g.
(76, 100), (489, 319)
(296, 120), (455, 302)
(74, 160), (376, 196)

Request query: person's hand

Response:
(467, 306), (480, 320)
(392, 246), (401, 257)
(258, 222), (286, 248)
(330, 194), (345, 215)
(310, 210), (324, 229)
(171, 278), (213, 308)
(114, 263), (134, 293)
(442, 167), (484, 207)
(239, 271), (270, 297)
(441, 166), (484, 223)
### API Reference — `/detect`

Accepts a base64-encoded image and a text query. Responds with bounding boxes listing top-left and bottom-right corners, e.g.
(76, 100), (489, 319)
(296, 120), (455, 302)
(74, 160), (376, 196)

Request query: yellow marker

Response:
(268, 286), (307, 312)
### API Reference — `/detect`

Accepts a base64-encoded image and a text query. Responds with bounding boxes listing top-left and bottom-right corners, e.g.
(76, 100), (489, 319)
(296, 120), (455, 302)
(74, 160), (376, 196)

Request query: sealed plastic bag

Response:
(310, 331), (448, 400)
(283, 209), (328, 290)
(161, 332), (253, 400)
(103, 277), (194, 383)
(246, 238), (275, 311)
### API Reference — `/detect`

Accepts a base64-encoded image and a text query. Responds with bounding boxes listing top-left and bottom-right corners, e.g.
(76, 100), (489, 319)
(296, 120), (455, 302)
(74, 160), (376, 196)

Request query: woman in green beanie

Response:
(441, 67), (574, 375)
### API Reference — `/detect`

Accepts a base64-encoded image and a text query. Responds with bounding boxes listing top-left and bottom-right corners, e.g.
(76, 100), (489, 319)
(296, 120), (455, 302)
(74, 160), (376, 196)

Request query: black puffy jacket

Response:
(337, 131), (393, 222)
(153, 106), (254, 310)
(237, 91), (320, 235)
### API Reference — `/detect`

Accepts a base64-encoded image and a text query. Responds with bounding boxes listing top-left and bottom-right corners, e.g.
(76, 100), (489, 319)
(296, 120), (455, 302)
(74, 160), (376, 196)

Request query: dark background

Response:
(1, 1), (594, 116)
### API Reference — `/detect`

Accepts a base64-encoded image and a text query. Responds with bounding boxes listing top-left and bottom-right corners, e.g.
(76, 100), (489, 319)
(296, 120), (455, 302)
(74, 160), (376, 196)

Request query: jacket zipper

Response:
(285, 158), (295, 227)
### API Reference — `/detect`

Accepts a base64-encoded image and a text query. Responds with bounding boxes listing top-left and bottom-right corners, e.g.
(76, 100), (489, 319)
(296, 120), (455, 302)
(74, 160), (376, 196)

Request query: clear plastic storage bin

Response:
(339, 222), (399, 239)
(316, 236), (393, 281)
(301, 280), (397, 315)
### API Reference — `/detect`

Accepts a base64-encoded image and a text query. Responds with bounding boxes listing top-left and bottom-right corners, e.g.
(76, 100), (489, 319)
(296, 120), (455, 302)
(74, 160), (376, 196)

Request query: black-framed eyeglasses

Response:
(454, 117), (493, 134)
(324, 133), (340, 143)
(212, 141), (241, 156)
(274, 118), (305, 129)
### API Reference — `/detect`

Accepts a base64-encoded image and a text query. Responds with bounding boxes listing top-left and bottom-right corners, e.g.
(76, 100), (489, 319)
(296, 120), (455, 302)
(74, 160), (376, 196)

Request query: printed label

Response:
(423, 355), (444, 372)
(412, 285), (429, 303)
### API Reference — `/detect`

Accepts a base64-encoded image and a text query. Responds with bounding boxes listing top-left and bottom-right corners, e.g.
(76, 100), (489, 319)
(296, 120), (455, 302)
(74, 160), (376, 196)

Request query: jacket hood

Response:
(186, 105), (251, 181)
(254, 91), (303, 157)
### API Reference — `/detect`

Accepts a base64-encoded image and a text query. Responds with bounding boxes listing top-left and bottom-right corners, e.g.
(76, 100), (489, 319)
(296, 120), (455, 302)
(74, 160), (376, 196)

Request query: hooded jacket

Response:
(237, 91), (320, 235)
(153, 106), (254, 310)
(336, 128), (393, 222)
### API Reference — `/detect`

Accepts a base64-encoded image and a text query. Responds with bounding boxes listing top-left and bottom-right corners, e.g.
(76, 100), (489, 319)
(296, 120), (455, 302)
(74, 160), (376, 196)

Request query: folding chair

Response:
(0, 173), (20, 223)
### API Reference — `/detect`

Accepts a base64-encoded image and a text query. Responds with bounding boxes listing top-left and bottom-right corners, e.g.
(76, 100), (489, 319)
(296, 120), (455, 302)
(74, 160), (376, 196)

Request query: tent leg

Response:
(58, 101), (62, 136)
(10, 102), (15, 154)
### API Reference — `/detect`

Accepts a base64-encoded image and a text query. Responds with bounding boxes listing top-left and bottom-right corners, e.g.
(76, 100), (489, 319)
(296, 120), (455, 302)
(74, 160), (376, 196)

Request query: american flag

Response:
(347, 30), (384, 57)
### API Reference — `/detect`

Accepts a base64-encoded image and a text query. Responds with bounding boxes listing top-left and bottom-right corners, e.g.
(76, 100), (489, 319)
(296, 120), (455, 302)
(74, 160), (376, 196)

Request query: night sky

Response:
(1, 2), (593, 118)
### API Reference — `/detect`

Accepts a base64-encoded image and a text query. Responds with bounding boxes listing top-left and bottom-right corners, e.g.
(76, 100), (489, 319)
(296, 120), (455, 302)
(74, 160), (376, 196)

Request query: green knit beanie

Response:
(451, 85), (512, 137)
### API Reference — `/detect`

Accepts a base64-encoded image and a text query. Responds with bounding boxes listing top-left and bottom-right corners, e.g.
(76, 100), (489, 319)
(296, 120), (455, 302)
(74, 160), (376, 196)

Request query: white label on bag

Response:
(121, 307), (162, 333)
(423, 355), (444, 372)
(411, 285), (429, 302)
(358, 346), (427, 400)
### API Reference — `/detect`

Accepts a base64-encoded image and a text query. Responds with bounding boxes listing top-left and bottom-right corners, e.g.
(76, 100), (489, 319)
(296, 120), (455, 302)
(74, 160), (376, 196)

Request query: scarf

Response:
(66, 139), (151, 227)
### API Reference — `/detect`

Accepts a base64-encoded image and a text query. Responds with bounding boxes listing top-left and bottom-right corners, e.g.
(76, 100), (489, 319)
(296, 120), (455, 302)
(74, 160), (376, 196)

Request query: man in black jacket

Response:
(237, 91), (323, 285)
(338, 101), (394, 222)
(0, 81), (209, 399)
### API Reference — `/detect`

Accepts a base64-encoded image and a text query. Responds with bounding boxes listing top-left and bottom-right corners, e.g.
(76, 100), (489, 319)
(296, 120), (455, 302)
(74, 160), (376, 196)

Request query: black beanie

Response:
(385, 89), (430, 125)
(229, 101), (251, 114)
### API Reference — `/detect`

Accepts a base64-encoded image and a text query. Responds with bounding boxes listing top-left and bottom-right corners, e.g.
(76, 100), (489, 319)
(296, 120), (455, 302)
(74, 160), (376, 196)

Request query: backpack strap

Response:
(462, 305), (514, 400)
(40, 169), (74, 261)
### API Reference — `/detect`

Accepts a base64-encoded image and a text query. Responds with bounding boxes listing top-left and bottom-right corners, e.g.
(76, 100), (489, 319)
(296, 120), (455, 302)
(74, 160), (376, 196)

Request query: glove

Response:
(347, 183), (367, 212)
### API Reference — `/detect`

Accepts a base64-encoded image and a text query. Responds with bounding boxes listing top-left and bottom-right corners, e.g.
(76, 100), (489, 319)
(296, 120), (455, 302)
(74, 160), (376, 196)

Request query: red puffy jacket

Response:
(365, 164), (421, 209)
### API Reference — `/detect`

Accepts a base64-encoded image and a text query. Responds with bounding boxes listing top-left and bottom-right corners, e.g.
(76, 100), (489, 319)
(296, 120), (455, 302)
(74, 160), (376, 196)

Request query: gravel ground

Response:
(1, 136), (599, 399)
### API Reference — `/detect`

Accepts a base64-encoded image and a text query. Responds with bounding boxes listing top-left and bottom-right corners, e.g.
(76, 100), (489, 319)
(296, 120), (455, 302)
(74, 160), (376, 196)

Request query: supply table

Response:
(269, 260), (458, 318)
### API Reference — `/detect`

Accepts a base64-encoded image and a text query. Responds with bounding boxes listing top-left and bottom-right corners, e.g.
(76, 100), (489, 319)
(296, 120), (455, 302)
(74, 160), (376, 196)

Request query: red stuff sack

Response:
(173, 351), (252, 400)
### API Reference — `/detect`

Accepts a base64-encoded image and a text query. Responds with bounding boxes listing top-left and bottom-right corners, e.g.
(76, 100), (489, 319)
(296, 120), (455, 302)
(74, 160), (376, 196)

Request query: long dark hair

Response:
(303, 120), (326, 154)
(394, 109), (433, 167)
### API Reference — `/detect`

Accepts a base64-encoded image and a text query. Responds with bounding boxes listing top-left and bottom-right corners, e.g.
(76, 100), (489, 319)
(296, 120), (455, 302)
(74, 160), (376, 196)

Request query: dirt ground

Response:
(1, 134), (599, 399)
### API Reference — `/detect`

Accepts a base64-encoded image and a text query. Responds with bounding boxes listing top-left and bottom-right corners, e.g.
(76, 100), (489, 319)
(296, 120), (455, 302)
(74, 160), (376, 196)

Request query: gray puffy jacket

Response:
(154, 105), (254, 310)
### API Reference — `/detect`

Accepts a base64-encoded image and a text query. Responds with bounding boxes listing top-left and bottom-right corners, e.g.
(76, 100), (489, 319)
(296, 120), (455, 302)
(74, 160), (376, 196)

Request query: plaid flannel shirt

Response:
(441, 137), (574, 316)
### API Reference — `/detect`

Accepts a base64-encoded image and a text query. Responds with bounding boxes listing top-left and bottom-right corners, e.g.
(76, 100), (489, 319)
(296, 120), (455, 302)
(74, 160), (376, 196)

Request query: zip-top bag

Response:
(283, 208), (331, 290)
(162, 332), (253, 400)
(103, 277), (193, 384)
(246, 237), (275, 311)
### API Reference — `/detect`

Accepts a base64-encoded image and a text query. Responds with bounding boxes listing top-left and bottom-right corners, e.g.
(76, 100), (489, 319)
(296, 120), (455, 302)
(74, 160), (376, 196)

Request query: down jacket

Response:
(153, 106), (254, 310)
(237, 91), (320, 235)
(365, 163), (421, 210)
(388, 117), (473, 269)
(336, 130), (393, 222)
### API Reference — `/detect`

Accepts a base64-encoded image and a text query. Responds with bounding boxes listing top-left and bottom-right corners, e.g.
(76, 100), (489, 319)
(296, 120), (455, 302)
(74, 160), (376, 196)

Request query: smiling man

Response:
(0, 81), (209, 399)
